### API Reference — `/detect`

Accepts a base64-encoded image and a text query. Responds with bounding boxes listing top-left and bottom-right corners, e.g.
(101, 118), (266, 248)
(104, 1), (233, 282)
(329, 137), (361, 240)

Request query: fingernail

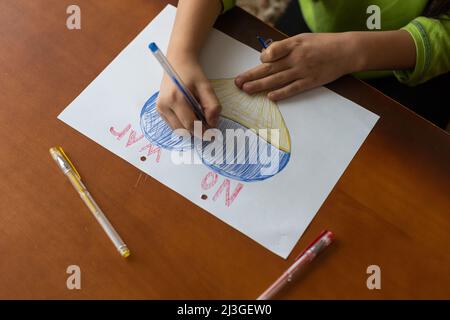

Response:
(243, 83), (252, 93)
(235, 76), (243, 87)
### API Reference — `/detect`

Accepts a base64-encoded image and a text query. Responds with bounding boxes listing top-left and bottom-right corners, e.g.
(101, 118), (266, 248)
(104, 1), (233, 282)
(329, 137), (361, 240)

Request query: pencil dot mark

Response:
(201, 194), (208, 200)
(140, 156), (146, 162)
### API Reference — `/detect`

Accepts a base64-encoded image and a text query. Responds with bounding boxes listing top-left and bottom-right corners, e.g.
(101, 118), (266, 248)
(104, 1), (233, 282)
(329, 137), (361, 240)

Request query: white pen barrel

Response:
(80, 191), (129, 254)
(66, 171), (129, 257)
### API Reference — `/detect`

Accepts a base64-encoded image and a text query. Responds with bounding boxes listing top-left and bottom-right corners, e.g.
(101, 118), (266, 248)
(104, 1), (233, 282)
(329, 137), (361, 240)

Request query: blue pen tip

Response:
(149, 42), (158, 52)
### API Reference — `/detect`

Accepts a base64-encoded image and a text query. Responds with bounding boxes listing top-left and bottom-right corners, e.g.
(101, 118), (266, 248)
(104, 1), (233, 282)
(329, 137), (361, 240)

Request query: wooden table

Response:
(1, 0), (449, 299)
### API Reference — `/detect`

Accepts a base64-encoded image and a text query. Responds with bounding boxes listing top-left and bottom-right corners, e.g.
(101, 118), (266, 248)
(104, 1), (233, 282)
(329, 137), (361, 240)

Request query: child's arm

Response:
(157, 0), (223, 131)
(235, 30), (417, 101)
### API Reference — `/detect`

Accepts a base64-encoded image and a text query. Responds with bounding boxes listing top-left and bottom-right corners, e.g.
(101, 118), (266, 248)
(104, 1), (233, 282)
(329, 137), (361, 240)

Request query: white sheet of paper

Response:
(58, 5), (379, 258)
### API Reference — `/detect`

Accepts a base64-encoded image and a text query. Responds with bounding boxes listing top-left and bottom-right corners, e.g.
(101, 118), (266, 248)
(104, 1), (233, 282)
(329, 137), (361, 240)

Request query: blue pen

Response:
(149, 42), (207, 124)
(257, 35), (273, 49)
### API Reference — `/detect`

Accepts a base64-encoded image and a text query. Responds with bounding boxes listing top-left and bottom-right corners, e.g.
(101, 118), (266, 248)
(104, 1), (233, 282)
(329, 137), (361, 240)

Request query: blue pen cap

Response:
(149, 42), (158, 52)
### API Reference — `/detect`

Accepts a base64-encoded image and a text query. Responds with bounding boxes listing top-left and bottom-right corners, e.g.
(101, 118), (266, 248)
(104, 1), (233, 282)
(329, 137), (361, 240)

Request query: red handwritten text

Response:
(201, 171), (244, 207)
(109, 123), (161, 163)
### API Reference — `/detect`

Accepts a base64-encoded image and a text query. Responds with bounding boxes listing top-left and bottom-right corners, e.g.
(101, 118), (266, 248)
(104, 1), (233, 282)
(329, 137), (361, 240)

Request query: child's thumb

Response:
(198, 85), (221, 128)
(261, 40), (292, 63)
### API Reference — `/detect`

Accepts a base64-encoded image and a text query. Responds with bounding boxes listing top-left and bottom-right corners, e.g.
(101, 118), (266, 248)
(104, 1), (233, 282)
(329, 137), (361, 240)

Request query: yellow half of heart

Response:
(210, 78), (291, 153)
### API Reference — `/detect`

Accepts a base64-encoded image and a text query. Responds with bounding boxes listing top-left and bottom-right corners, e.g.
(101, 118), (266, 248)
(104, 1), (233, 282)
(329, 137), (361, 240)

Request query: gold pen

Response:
(49, 146), (130, 258)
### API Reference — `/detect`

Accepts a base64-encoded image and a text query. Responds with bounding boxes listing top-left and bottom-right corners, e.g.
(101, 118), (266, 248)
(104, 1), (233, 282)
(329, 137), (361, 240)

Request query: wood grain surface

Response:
(0, 0), (449, 299)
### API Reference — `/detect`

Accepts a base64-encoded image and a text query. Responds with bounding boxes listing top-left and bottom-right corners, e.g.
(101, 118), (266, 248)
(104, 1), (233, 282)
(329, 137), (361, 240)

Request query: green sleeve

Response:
(394, 14), (450, 86)
(221, 0), (235, 12)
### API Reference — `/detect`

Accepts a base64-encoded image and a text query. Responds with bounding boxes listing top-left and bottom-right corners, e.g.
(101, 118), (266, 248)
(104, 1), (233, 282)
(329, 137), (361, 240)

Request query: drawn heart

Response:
(140, 78), (291, 182)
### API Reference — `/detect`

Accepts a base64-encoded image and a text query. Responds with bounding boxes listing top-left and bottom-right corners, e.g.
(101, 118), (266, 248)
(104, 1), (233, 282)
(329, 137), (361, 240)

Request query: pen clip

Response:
(257, 36), (273, 49)
(264, 38), (273, 47)
(51, 146), (81, 179)
(294, 230), (331, 261)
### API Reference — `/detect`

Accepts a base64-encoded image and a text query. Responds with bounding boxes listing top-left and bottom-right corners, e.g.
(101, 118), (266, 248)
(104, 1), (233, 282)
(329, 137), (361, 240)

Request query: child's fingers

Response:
(241, 69), (299, 94)
(157, 77), (189, 131)
(267, 78), (314, 101)
(171, 99), (199, 133)
(158, 107), (184, 131)
(260, 39), (294, 63)
(235, 60), (290, 88)
(196, 83), (222, 128)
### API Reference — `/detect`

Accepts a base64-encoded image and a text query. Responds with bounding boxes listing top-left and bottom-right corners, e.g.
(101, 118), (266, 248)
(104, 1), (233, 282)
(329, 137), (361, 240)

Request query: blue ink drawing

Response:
(140, 79), (291, 182)
(140, 92), (193, 151)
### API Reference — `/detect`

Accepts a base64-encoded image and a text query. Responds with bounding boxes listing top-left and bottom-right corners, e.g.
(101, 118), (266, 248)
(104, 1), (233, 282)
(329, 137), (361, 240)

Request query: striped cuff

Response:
(393, 18), (432, 86)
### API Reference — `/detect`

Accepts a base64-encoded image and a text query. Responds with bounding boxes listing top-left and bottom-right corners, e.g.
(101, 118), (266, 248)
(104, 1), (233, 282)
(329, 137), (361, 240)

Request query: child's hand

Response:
(235, 33), (359, 101)
(157, 56), (221, 132)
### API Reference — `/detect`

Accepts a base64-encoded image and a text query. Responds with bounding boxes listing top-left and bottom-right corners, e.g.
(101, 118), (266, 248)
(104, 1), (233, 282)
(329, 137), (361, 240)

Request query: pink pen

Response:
(257, 230), (335, 300)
